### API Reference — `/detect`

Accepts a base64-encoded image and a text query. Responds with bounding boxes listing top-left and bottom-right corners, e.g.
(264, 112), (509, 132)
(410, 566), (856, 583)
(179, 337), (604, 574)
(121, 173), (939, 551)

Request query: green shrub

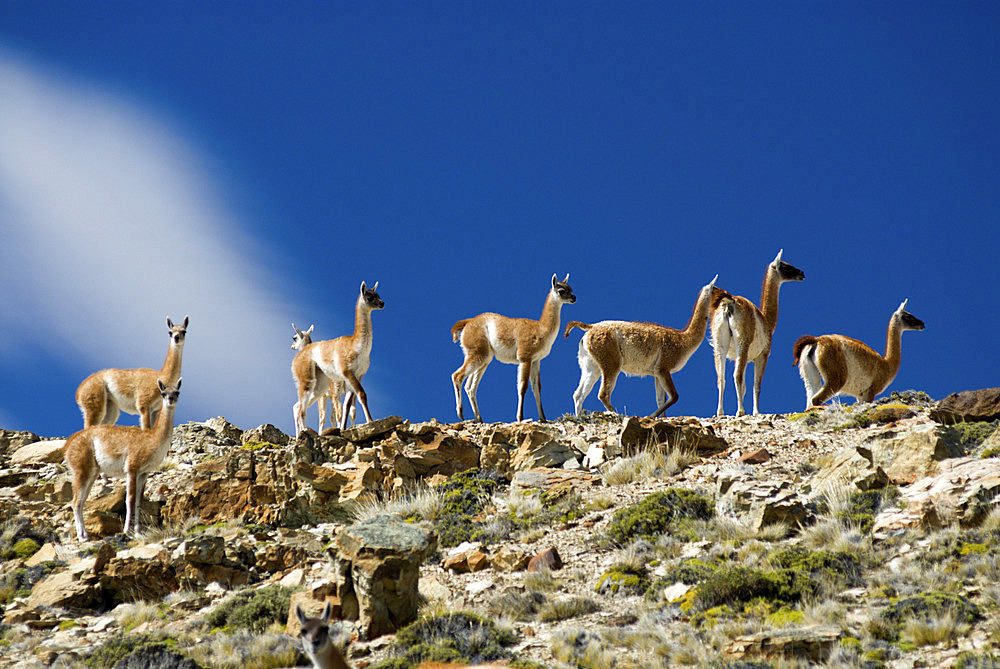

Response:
(692, 564), (813, 613)
(431, 469), (509, 547)
(596, 565), (649, 596)
(868, 591), (980, 642)
(605, 488), (714, 545)
(835, 487), (899, 534)
(85, 633), (184, 668)
(372, 612), (517, 668)
(874, 390), (933, 407)
(955, 651), (1000, 669)
(203, 586), (294, 634)
(769, 546), (863, 590)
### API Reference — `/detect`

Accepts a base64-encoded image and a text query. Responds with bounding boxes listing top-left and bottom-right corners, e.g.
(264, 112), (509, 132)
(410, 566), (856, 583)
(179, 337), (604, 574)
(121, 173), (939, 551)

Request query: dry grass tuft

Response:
(900, 608), (972, 646)
(185, 629), (300, 669)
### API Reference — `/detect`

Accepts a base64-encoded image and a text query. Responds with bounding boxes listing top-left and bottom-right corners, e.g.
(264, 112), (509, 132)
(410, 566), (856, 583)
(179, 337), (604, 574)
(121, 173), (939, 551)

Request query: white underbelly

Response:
(94, 438), (126, 478)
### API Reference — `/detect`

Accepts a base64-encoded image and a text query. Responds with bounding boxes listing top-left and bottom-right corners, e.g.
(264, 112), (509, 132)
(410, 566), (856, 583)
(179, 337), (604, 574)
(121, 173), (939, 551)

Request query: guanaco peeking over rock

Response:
(794, 299), (925, 407)
(452, 274), (576, 423)
(76, 316), (187, 429)
(65, 378), (182, 541)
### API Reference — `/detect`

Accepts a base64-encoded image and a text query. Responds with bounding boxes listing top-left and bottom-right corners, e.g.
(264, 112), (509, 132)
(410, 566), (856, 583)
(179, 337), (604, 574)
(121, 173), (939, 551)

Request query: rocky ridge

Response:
(0, 390), (999, 667)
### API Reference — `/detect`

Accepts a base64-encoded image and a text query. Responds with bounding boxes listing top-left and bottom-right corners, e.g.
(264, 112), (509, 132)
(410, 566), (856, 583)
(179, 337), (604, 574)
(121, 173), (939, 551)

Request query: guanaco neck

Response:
(159, 340), (184, 384)
(352, 294), (374, 353)
(538, 292), (565, 339)
(309, 644), (349, 669)
(678, 286), (715, 348)
(759, 265), (782, 334)
(882, 316), (904, 376)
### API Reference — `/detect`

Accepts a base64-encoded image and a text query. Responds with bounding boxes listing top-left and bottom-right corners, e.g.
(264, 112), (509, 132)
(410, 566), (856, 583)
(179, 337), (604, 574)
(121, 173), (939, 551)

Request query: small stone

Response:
(527, 547), (562, 572)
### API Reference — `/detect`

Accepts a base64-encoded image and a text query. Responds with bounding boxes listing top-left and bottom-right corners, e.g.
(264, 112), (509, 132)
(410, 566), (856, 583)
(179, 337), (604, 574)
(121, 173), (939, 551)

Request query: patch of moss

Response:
(203, 585), (294, 634)
(10, 538), (40, 560)
(240, 440), (281, 451)
(605, 488), (714, 546)
(430, 468), (509, 547)
(596, 565), (649, 596)
(371, 611), (518, 668)
(951, 420), (999, 451)
(955, 651), (1000, 669)
(958, 542), (989, 556)
(58, 620), (79, 631)
(766, 607), (805, 626)
(868, 590), (980, 642)
(874, 390), (933, 407)
(769, 546), (863, 590)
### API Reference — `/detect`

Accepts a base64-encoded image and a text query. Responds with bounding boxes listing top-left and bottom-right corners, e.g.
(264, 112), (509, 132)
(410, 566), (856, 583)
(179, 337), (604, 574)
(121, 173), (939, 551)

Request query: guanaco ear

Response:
(167, 317), (174, 329)
(771, 249), (784, 266)
(321, 600), (333, 622)
(562, 273), (570, 284)
(360, 281), (367, 293)
(372, 281), (379, 292)
(157, 379), (166, 392)
(708, 274), (718, 289)
(296, 604), (307, 625)
(292, 323), (299, 333)
(306, 324), (314, 335)
(176, 378), (182, 391)
(551, 273), (558, 288)
(897, 298), (908, 313)
(182, 316), (189, 328)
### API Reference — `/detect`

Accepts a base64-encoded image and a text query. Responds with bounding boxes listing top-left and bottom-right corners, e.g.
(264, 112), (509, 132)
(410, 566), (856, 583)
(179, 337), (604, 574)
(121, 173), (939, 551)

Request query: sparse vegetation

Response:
(371, 611), (518, 668)
(203, 585), (295, 634)
(605, 488), (714, 545)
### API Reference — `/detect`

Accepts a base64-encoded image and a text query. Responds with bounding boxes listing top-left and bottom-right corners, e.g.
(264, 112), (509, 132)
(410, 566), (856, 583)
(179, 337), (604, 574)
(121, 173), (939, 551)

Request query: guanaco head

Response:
(166, 316), (189, 346)
(291, 323), (315, 350)
(157, 378), (182, 407)
(361, 281), (385, 311)
(296, 601), (338, 666)
(551, 273), (576, 304)
(894, 299), (926, 332)
(770, 249), (805, 283)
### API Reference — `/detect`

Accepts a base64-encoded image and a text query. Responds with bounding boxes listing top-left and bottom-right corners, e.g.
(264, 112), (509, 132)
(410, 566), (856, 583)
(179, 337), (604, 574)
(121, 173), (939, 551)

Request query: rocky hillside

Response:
(1, 389), (1000, 668)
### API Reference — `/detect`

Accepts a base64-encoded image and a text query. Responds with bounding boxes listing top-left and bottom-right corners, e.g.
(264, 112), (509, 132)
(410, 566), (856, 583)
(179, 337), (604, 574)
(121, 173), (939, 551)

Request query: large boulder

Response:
(9, 440), (66, 466)
(331, 514), (437, 639)
(808, 445), (889, 495)
(872, 457), (1000, 532)
(617, 416), (727, 457)
(725, 625), (841, 663)
(717, 472), (810, 532)
(864, 424), (964, 484)
(931, 388), (1000, 424)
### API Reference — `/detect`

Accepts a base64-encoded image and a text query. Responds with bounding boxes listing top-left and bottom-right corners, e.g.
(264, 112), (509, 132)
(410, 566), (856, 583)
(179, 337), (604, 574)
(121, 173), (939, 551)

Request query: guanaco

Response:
(64, 379), (181, 541)
(76, 316), (187, 429)
(794, 299), (925, 407)
(451, 274), (576, 422)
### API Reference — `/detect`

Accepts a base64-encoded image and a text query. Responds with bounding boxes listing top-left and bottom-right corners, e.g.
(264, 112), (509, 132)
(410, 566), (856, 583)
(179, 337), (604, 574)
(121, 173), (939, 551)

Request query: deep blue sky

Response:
(1, 2), (997, 437)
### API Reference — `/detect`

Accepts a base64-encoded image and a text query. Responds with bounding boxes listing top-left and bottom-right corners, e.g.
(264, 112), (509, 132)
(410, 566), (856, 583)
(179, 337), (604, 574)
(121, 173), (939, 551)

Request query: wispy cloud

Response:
(0, 51), (317, 432)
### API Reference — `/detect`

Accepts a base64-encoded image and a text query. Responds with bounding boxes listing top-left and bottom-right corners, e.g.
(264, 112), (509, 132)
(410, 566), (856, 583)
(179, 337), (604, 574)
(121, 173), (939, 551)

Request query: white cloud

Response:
(0, 51), (315, 432)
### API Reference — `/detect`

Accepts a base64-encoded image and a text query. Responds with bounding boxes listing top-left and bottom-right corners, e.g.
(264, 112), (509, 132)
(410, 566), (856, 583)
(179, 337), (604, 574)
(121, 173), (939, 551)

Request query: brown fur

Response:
(710, 251), (804, 416)
(568, 277), (717, 417)
(795, 301), (924, 406)
(791, 335), (819, 365)
(296, 603), (350, 669)
(562, 320), (592, 338)
(65, 379), (181, 541)
(291, 324), (350, 432)
(75, 317), (187, 429)
(452, 274), (576, 422)
(293, 283), (384, 435)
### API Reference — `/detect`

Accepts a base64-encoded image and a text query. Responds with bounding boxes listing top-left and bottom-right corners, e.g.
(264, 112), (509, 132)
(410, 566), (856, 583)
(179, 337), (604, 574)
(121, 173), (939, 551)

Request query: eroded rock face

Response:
(809, 445), (889, 495)
(618, 416), (728, 457)
(931, 388), (1000, 424)
(331, 514), (437, 639)
(725, 625), (841, 663)
(864, 424), (965, 484)
(872, 457), (1000, 532)
(717, 472), (811, 532)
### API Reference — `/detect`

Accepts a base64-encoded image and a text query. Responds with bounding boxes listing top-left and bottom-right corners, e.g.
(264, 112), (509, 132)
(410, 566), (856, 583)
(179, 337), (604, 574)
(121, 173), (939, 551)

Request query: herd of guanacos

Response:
(52, 250), (924, 668)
